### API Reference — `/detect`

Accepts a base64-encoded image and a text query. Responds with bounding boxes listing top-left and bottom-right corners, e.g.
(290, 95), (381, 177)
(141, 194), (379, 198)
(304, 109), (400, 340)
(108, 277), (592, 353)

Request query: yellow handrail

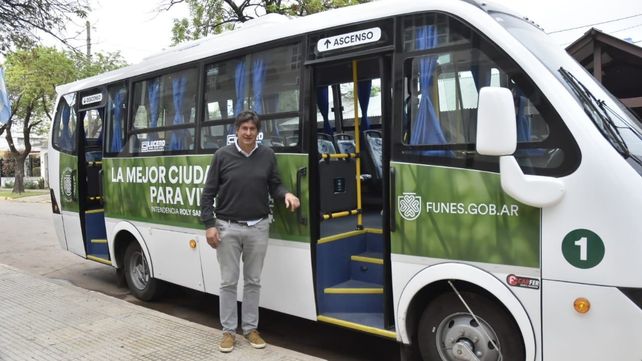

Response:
(322, 209), (359, 220)
(353, 60), (363, 230)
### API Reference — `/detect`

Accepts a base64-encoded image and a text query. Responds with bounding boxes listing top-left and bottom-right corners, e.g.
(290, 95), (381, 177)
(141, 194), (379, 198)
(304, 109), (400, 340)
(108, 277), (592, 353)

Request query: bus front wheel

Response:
(124, 242), (163, 301)
(417, 290), (525, 361)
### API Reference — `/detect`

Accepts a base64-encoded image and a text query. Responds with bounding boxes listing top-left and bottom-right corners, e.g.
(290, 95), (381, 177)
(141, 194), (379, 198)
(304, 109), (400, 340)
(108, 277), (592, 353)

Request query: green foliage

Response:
(3, 179), (14, 189)
(2, 46), (126, 192)
(0, 0), (89, 53)
(70, 51), (128, 80)
(170, 0), (371, 45)
(5, 47), (77, 128)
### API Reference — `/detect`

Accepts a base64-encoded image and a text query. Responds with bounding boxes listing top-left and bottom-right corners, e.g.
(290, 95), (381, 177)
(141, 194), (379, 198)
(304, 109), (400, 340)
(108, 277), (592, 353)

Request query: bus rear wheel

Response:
(417, 290), (525, 361)
(124, 242), (163, 301)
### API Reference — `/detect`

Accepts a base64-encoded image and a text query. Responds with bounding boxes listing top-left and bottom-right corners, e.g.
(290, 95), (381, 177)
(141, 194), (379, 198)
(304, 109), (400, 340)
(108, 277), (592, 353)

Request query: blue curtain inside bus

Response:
(410, 25), (450, 156)
(170, 75), (188, 150)
(358, 80), (371, 130)
(231, 58), (247, 135)
(111, 89), (125, 153)
(60, 103), (72, 151)
(252, 57), (265, 114)
(515, 89), (531, 142)
(148, 78), (160, 140)
(317, 87), (333, 134)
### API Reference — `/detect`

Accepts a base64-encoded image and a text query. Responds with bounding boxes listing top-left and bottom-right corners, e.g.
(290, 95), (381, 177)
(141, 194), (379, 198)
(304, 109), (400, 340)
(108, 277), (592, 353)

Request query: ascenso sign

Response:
(317, 27), (382, 52)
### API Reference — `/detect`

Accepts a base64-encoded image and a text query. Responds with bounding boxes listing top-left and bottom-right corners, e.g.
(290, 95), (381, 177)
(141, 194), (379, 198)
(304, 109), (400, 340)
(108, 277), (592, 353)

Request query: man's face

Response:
(236, 121), (258, 148)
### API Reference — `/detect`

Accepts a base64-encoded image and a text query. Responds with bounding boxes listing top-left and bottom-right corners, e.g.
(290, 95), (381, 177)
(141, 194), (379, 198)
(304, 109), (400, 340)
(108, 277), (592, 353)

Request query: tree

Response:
(2, 46), (126, 193)
(0, 0), (89, 53)
(164, 0), (371, 44)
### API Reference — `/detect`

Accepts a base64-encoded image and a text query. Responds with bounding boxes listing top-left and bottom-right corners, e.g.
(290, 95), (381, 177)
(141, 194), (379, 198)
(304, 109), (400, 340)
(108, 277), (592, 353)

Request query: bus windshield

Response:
(491, 12), (642, 173)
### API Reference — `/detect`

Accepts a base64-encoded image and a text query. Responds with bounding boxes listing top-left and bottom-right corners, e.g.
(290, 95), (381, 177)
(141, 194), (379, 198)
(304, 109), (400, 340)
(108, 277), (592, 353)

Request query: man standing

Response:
(200, 110), (300, 353)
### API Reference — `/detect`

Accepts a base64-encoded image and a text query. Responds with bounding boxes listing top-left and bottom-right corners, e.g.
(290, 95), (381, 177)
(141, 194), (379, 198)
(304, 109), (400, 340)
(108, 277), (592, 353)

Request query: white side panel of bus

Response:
(62, 211), (86, 257)
(542, 280), (642, 360)
(47, 149), (68, 251)
(148, 228), (205, 291)
(200, 238), (317, 320)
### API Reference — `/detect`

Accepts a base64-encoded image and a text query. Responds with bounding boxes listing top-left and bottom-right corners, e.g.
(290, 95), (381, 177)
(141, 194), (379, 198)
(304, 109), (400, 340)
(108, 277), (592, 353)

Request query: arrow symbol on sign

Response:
(324, 39), (331, 48)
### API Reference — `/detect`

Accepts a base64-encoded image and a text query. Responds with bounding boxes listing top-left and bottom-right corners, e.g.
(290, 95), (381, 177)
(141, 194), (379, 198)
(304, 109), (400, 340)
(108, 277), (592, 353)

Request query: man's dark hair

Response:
(235, 110), (261, 131)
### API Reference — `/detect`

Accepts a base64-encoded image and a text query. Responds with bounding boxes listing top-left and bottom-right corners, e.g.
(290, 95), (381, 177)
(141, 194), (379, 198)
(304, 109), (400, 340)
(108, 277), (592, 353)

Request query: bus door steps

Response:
(86, 254), (112, 265)
(317, 313), (396, 339)
(350, 251), (383, 284)
(84, 209), (108, 255)
(323, 279), (384, 313)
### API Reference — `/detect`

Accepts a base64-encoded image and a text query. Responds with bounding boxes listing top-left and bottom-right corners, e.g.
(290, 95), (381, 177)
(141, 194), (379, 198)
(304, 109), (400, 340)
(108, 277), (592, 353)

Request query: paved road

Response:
(0, 197), (401, 361)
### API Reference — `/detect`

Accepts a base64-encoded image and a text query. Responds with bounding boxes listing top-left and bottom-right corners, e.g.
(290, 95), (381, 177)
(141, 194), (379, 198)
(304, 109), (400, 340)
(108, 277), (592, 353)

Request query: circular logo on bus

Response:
(61, 168), (74, 201)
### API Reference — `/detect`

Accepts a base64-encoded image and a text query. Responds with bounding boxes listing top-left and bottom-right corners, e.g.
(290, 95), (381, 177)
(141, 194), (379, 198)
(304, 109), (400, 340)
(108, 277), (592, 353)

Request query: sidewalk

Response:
(0, 264), (324, 361)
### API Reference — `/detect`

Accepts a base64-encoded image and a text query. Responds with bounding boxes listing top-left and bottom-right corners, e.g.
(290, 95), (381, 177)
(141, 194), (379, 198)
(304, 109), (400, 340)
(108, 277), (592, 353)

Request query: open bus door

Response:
(56, 89), (110, 264)
(310, 55), (396, 338)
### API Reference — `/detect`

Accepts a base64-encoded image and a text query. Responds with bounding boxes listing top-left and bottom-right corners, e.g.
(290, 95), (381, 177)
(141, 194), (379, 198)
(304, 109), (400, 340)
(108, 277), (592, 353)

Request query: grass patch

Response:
(0, 189), (49, 199)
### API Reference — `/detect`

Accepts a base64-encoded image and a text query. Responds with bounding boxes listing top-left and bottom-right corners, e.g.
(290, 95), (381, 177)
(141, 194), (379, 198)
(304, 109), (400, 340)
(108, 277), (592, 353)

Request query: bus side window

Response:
(129, 68), (198, 153)
(52, 94), (77, 154)
(400, 14), (579, 176)
(105, 86), (127, 154)
(200, 43), (302, 151)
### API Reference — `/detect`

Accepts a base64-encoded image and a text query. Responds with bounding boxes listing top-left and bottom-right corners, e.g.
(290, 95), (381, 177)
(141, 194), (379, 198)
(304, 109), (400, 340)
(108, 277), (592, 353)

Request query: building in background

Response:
(0, 135), (48, 188)
(566, 27), (642, 119)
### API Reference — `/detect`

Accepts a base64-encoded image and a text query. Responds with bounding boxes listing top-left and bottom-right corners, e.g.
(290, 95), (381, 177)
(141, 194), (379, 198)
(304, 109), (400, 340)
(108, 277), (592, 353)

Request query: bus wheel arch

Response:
(111, 223), (164, 301)
(396, 263), (536, 361)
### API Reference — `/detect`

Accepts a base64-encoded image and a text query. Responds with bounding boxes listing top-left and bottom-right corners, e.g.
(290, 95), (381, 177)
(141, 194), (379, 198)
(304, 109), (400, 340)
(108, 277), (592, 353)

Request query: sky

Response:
(51, 0), (642, 65)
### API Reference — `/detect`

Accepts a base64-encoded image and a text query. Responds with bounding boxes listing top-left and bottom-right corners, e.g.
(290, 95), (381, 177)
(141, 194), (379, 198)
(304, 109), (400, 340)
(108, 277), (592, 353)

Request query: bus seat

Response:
(363, 130), (383, 180)
(336, 139), (355, 154)
(319, 158), (357, 214)
(334, 133), (355, 154)
(318, 139), (336, 154)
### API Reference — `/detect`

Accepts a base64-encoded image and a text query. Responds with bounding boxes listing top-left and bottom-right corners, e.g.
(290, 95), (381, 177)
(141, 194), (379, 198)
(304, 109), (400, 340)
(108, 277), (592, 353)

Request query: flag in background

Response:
(0, 68), (11, 125)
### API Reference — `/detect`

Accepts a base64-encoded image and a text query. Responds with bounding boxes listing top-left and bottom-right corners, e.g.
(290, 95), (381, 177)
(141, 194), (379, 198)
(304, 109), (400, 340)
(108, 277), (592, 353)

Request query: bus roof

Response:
(55, 0), (519, 96)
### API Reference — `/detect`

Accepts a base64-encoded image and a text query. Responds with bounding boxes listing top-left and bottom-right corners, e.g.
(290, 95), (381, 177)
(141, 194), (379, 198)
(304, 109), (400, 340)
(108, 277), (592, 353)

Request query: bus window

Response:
(400, 14), (578, 176)
(52, 94), (77, 154)
(129, 68), (198, 153)
(105, 85), (127, 154)
(340, 79), (382, 131)
(84, 109), (103, 141)
(201, 43), (301, 150)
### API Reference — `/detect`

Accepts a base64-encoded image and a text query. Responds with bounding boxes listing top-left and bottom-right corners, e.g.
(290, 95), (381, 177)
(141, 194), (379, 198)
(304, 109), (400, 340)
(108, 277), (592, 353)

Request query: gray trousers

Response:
(215, 218), (269, 334)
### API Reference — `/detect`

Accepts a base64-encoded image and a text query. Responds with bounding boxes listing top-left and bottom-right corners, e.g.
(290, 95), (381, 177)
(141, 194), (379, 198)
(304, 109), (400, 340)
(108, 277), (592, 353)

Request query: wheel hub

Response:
(436, 312), (501, 361)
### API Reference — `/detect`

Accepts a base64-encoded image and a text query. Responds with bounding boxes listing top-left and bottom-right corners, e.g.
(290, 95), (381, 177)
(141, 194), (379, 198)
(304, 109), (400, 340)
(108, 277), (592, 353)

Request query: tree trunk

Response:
(12, 154), (26, 193)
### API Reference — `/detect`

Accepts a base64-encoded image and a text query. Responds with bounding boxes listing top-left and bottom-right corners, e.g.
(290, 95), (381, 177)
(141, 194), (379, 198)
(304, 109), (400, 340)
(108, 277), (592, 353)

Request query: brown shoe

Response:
(245, 329), (266, 349)
(219, 332), (235, 353)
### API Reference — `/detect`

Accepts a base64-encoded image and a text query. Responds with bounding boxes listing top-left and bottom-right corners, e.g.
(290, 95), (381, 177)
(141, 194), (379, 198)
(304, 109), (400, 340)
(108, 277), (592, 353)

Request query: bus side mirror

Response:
(476, 87), (565, 208)
(476, 87), (516, 156)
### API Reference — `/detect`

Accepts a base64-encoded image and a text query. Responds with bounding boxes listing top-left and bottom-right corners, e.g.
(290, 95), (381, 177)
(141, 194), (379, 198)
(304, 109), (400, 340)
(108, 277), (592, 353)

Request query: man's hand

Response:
(206, 227), (221, 248)
(284, 192), (300, 212)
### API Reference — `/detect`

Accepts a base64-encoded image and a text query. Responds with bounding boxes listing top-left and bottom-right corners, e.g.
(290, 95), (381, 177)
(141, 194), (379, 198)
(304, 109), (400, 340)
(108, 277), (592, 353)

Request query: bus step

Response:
(321, 279), (383, 313)
(87, 254), (112, 266)
(324, 279), (383, 294)
(317, 313), (395, 339)
(350, 252), (384, 284)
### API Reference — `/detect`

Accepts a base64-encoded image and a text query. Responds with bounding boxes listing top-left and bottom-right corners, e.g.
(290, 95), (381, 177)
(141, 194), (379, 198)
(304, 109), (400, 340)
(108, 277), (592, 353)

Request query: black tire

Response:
(417, 290), (525, 361)
(124, 242), (164, 301)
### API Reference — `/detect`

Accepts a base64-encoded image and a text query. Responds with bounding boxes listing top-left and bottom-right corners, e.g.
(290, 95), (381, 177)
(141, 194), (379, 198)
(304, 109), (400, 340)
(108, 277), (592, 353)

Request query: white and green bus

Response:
(48, 0), (642, 360)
